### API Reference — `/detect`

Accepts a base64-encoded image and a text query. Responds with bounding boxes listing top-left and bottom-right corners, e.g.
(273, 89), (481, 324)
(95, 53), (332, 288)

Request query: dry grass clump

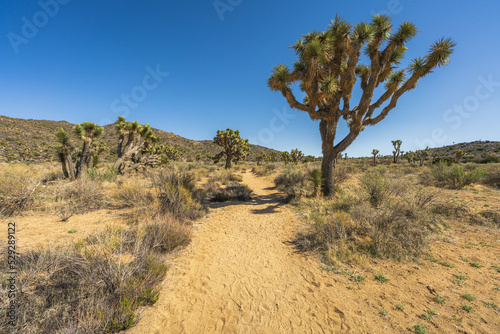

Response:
(53, 175), (107, 221)
(274, 166), (352, 202)
(0, 164), (48, 217)
(111, 177), (156, 209)
(274, 167), (308, 201)
(292, 169), (443, 265)
(0, 215), (191, 333)
(479, 163), (500, 188)
(152, 170), (206, 220)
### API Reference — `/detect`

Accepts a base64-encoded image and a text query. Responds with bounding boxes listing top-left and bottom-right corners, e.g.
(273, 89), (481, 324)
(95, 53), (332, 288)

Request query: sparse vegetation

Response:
(0, 215), (192, 333)
(425, 162), (487, 189)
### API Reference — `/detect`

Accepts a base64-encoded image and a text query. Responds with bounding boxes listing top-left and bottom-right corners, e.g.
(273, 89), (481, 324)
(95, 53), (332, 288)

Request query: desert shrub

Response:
(427, 163), (486, 189)
(292, 174), (441, 264)
(112, 179), (156, 209)
(0, 216), (190, 333)
(54, 175), (106, 220)
(360, 170), (403, 207)
(211, 183), (253, 202)
(292, 214), (363, 264)
(351, 202), (428, 258)
(473, 154), (500, 164)
(480, 164), (500, 188)
(229, 173), (243, 182)
(332, 166), (350, 184)
(142, 214), (192, 253)
(0, 165), (44, 217)
(274, 168), (307, 200)
(432, 157), (454, 166)
(153, 170), (206, 220)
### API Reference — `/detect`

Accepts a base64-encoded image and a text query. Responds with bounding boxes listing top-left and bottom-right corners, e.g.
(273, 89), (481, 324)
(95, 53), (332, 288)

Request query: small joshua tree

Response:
(195, 152), (202, 161)
(454, 149), (465, 164)
(290, 148), (304, 165)
(281, 151), (291, 166)
(391, 139), (402, 163)
(152, 144), (180, 165)
(372, 149), (379, 165)
(213, 128), (250, 169)
(268, 14), (455, 196)
(309, 169), (324, 197)
(417, 147), (430, 166)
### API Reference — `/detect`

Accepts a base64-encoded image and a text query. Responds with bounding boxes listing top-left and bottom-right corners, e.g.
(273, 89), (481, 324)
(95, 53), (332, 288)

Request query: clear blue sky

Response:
(1, 0), (499, 157)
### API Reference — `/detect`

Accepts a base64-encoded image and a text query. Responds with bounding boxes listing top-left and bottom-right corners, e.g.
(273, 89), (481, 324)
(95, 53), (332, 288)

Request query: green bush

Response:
(429, 163), (486, 189)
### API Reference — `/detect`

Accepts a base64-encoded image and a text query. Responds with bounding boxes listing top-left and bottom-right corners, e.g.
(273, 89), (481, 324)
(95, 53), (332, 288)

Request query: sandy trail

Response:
(129, 171), (356, 334)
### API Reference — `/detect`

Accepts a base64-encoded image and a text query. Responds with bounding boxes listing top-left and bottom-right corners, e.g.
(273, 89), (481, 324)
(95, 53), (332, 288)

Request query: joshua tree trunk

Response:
(320, 120), (359, 197)
(58, 153), (69, 179)
(373, 155), (377, 165)
(65, 155), (76, 180)
(225, 153), (232, 169)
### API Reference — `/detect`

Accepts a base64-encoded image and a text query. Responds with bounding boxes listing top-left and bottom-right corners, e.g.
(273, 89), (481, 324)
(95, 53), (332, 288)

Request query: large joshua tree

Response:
(268, 14), (455, 197)
(114, 116), (159, 173)
(213, 128), (250, 169)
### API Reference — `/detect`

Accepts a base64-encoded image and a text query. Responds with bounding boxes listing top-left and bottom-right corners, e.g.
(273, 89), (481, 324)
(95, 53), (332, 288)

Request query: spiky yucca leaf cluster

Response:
(268, 14), (455, 125)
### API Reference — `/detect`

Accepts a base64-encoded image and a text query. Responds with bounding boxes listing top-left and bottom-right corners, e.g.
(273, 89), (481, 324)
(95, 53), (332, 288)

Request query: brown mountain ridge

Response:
(0, 115), (279, 163)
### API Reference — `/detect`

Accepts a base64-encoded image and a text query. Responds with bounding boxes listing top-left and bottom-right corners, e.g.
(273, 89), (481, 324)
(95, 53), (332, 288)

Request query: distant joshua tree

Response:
(372, 149), (379, 165)
(213, 128), (250, 169)
(290, 148), (304, 165)
(281, 151), (290, 166)
(256, 152), (267, 165)
(454, 149), (465, 164)
(405, 150), (417, 164)
(416, 147), (430, 166)
(268, 151), (279, 162)
(195, 152), (202, 161)
(391, 139), (402, 163)
(268, 14), (455, 196)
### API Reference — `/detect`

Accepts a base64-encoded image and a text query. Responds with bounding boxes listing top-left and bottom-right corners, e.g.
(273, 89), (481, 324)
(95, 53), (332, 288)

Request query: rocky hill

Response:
(0, 115), (278, 163)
